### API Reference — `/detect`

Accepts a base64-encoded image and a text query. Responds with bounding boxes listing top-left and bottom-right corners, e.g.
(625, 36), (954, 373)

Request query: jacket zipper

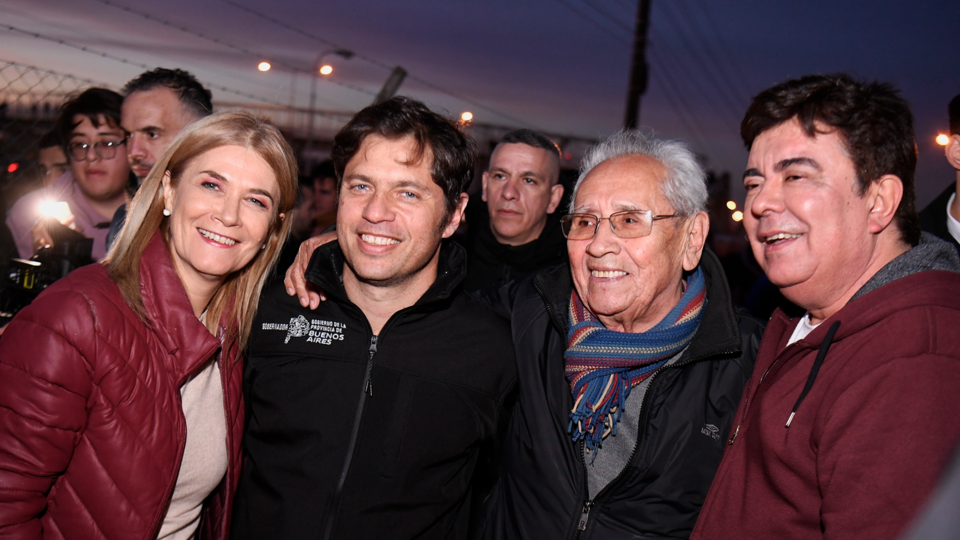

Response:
(570, 350), (736, 539)
(571, 367), (662, 540)
(322, 335), (379, 540)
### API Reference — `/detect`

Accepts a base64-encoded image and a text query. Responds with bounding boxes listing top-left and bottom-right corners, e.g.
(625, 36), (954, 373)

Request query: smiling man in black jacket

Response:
(232, 97), (518, 540)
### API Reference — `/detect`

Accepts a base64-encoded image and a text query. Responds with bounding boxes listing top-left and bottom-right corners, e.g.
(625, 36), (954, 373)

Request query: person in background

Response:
(918, 93), (960, 250)
(463, 129), (566, 291)
(309, 158), (339, 234)
(107, 68), (213, 249)
(36, 130), (68, 188)
(5, 87), (131, 260)
(274, 180), (315, 275)
(0, 110), (297, 539)
(691, 74), (960, 540)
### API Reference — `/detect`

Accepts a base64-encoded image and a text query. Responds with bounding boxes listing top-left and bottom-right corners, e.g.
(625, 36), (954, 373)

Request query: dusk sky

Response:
(3, 0), (958, 204)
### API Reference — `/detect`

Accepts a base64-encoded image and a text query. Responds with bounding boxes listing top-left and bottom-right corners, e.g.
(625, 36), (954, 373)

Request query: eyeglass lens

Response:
(67, 140), (123, 162)
(562, 211), (655, 239)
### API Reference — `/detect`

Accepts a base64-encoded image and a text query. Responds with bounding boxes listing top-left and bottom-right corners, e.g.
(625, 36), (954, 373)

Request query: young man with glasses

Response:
(5, 88), (132, 260)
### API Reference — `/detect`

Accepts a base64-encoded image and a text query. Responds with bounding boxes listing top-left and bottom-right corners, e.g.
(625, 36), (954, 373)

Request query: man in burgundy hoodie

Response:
(691, 74), (960, 540)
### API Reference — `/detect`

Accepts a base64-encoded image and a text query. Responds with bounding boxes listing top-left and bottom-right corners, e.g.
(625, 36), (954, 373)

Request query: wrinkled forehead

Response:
(574, 155), (669, 212)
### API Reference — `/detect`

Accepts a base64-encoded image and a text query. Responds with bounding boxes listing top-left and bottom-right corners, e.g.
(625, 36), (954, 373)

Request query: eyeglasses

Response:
(560, 210), (679, 240)
(66, 139), (126, 162)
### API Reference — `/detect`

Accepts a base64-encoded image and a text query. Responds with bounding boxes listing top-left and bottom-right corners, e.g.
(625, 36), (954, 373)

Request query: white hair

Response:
(570, 130), (707, 217)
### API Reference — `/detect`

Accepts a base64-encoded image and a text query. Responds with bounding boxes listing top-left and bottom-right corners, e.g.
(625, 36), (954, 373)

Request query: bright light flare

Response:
(460, 111), (473, 122)
(937, 134), (950, 146)
(319, 64), (333, 75)
(7, 163), (18, 173)
(732, 210), (744, 222)
(726, 200), (737, 210)
(39, 201), (72, 224)
(258, 62), (272, 72)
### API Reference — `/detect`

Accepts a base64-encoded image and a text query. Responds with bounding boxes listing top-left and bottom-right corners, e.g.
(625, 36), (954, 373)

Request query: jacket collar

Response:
(138, 232), (222, 382)
(304, 238), (468, 308)
(533, 247), (742, 363)
(466, 200), (567, 264)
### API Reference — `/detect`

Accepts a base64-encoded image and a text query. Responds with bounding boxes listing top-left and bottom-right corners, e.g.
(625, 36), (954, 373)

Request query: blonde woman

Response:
(0, 110), (297, 539)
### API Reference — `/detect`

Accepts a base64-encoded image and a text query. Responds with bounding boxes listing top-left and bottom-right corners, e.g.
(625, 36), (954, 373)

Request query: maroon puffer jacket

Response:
(0, 233), (244, 539)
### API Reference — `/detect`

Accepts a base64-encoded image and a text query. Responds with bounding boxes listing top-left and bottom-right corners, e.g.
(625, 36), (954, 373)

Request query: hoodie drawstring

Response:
(786, 321), (841, 428)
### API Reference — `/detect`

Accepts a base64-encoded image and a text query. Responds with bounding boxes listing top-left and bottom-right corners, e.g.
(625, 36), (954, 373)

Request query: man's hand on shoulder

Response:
(284, 231), (337, 309)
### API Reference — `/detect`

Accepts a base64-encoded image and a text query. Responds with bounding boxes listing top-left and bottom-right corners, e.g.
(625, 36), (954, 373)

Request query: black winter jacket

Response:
(462, 200), (567, 291)
(481, 249), (762, 540)
(232, 240), (518, 540)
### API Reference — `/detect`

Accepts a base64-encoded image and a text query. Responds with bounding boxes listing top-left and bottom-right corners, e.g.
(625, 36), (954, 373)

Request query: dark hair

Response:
(55, 87), (124, 148)
(310, 159), (337, 181)
(499, 128), (561, 159)
(331, 96), (476, 215)
(949, 94), (960, 136)
(741, 73), (920, 246)
(38, 129), (62, 150)
(122, 68), (213, 119)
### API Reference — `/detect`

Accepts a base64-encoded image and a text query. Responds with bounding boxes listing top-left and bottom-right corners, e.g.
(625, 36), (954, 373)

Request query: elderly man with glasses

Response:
(6, 87), (131, 260)
(478, 130), (763, 540)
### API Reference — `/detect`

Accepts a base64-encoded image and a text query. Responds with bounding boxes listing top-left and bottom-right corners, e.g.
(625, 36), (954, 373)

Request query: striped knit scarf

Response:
(565, 267), (706, 453)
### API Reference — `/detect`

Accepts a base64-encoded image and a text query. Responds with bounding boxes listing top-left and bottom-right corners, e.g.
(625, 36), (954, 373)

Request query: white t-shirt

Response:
(787, 313), (822, 346)
(945, 192), (960, 245)
(155, 357), (228, 540)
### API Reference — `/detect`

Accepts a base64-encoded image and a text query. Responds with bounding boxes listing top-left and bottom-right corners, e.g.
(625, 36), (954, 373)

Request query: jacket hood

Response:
(775, 237), (960, 350)
(138, 232), (222, 383)
(533, 246), (742, 365)
(304, 238), (468, 307)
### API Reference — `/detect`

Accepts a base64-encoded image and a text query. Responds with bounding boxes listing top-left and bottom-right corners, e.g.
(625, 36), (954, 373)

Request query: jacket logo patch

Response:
(261, 315), (347, 345)
(700, 424), (721, 441)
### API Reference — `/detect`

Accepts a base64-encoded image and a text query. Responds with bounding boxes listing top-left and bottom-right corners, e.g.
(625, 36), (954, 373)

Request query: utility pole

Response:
(623, 0), (652, 129)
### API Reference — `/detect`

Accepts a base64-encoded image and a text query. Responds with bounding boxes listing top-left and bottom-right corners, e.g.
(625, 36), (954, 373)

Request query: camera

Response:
(0, 218), (94, 326)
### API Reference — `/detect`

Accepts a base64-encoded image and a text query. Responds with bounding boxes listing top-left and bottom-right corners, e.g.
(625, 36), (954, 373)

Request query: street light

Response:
(937, 134), (950, 146)
(308, 49), (354, 150)
(460, 111), (473, 123)
(258, 61), (271, 72)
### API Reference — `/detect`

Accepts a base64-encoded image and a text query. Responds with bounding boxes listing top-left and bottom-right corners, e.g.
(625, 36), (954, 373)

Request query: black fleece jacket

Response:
(480, 249), (762, 540)
(232, 240), (518, 540)
(462, 200), (567, 292)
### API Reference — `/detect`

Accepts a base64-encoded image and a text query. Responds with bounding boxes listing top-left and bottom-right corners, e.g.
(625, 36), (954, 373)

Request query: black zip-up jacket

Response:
(480, 249), (762, 540)
(462, 200), (567, 292)
(232, 240), (518, 540)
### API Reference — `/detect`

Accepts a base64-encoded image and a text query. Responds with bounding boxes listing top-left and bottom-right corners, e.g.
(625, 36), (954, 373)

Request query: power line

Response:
(550, 0), (632, 43)
(0, 23), (345, 112)
(216, 0), (535, 127)
(92, 0), (376, 98)
(654, 1), (746, 125)
(647, 28), (743, 130)
(578, 0), (635, 34)
(684, 0), (754, 100)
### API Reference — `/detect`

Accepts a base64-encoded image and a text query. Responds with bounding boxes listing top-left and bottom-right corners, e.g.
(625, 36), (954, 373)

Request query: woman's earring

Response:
(261, 243), (267, 250)
(163, 208), (171, 217)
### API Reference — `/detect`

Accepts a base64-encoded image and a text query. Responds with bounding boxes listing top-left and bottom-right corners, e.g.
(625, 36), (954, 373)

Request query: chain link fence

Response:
(0, 60), (113, 206)
(0, 59), (597, 210)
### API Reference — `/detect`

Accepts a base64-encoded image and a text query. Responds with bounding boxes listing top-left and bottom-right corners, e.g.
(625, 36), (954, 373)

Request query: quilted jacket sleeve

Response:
(0, 288), (96, 538)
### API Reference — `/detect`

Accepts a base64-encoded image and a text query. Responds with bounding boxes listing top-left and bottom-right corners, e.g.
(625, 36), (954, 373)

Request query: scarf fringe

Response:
(565, 268), (706, 453)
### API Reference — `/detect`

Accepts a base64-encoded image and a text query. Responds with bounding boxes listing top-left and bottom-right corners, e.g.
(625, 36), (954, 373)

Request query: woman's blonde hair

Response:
(104, 109), (298, 350)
